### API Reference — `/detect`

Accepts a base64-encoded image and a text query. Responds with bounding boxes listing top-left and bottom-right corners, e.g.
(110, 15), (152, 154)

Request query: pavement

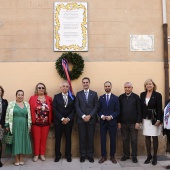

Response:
(0, 155), (170, 170)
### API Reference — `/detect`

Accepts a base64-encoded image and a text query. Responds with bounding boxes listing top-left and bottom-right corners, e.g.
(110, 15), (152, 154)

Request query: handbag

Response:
(2, 131), (13, 144)
(149, 109), (157, 125)
(0, 127), (4, 140)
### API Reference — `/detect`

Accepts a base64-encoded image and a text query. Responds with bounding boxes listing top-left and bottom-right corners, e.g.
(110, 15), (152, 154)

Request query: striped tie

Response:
(85, 91), (88, 102)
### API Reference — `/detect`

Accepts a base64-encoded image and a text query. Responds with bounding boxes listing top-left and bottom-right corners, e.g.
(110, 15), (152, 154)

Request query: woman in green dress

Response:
(5, 90), (32, 166)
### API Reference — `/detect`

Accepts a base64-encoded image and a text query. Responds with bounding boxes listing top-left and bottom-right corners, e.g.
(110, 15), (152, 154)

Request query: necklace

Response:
(38, 96), (45, 102)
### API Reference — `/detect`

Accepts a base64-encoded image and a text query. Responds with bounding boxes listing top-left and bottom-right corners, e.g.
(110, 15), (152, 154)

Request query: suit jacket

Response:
(140, 91), (162, 121)
(0, 98), (8, 127)
(75, 90), (98, 124)
(98, 93), (120, 126)
(53, 93), (75, 125)
(29, 95), (53, 124)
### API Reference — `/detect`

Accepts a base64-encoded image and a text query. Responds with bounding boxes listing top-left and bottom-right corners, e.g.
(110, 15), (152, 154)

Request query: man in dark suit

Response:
(118, 82), (141, 163)
(53, 81), (75, 162)
(75, 77), (98, 163)
(98, 81), (120, 164)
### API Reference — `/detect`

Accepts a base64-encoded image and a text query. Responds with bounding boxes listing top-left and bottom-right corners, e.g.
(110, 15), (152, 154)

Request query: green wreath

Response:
(55, 52), (84, 80)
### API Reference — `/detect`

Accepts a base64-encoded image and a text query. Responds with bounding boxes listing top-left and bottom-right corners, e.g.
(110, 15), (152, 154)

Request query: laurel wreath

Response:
(55, 52), (84, 80)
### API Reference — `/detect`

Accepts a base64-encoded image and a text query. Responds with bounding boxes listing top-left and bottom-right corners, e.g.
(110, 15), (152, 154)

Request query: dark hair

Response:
(16, 90), (24, 96)
(104, 81), (112, 86)
(0, 86), (4, 98)
(34, 82), (47, 95)
(82, 77), (90, 83)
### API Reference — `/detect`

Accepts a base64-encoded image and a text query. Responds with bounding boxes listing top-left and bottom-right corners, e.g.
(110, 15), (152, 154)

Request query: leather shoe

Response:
(132, 157), (138, 163)
(67, 157), (72, 162)
(88, 157), (94, 163)
(98, 157), (107, 163)
(144, 154), (152, 164)
(54, 157), (60, 162)
(110, 157), (117, 164)
(121, 156), (130, 161)
(166, 165), (170, 169)
(80, 157), (85, 162)
(152, 156), (157, 166)
(0, 161), (3, 167)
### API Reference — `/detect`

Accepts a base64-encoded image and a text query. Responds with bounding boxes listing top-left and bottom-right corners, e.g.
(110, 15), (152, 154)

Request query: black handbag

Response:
(149, 109), (157, 125)
(2, 131), (13, 144)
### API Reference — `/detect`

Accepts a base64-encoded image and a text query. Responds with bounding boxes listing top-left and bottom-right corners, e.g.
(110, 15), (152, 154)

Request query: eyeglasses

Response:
(83, 82), (89, 84)
(38, 87), (45, 90)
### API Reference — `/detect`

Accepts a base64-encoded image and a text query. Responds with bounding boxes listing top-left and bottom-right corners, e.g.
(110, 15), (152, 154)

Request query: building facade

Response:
(0, 0), (169, 157)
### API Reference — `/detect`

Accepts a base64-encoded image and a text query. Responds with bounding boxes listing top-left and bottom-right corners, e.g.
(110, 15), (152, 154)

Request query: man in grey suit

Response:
(75, 77), (98, 163)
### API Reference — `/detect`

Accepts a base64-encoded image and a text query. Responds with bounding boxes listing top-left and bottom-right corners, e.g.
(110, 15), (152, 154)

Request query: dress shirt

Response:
(101, 93), (113, 119)
(82, 89), (90, 119)
(61, 93), (70, 122)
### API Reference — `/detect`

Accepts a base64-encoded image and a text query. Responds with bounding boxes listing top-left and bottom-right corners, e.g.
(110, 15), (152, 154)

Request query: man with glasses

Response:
(118, 82), (141, 163)
(75, 77), (98, 163)
(53, 81), (75, 162)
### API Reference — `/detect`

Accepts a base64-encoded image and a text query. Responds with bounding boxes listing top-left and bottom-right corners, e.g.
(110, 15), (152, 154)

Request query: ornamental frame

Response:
(54, 2), (88, 51)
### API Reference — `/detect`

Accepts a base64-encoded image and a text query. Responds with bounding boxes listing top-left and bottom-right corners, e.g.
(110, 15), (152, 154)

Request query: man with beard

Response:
(98, 81), (120, 164)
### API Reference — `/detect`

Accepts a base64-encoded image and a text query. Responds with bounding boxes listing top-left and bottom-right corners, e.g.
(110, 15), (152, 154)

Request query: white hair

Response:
(60, 81), (70, 87)
(124, 82), (133, 87)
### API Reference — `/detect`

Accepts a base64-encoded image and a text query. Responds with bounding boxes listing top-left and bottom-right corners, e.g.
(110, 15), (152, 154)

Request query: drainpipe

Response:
(162, 0), (169, 101)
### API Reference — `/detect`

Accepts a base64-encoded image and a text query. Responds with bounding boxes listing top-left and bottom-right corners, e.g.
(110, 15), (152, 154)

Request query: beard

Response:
(105, 89), (111, 93)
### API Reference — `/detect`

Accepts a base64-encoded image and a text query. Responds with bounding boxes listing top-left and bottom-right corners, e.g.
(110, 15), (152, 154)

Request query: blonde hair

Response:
(144, 79), (157, 91)
(34, 82), (47, 95)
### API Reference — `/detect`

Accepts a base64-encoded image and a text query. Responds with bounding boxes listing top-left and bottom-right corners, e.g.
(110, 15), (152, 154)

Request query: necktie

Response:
(85, 91), (88, 102)
(106, 94), (109, 105)
(63, 94), (68, 107)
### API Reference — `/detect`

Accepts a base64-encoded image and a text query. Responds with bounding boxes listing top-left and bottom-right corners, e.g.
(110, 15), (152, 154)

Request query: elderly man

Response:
(118, 82), (141, 163)
(75, 77), (98, 163)
(98, 81), (120, 164)
(53, 81), (75, 162)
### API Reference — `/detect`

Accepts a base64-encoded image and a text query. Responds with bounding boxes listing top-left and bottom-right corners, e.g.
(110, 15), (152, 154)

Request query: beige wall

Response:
(0, 62), (165, 101)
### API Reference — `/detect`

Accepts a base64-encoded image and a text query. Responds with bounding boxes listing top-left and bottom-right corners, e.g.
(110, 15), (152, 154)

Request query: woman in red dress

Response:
(29, 83), (52, 162)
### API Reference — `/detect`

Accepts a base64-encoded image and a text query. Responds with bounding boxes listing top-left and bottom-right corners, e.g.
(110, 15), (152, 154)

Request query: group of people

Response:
(0, 77), (170, 169)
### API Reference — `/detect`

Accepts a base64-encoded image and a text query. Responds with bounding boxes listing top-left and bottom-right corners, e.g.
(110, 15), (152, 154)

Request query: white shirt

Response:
(101, 93), (113, 119)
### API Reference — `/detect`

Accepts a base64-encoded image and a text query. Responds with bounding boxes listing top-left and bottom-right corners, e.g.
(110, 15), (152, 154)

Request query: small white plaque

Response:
(168, 36), (170, 44)
(54, 2), (88, 51)
(130, 35), (154, 51)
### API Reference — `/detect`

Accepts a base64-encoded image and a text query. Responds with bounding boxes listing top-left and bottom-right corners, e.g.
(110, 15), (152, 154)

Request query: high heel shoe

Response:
(152, 155), (157, 166)
(144, 155), (152, 164)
